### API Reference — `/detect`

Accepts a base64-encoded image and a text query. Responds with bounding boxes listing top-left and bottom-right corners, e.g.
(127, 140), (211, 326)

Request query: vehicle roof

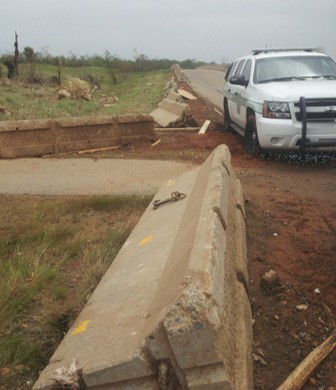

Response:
(233, 49), (328, 62)
(254, 50), (328, 59)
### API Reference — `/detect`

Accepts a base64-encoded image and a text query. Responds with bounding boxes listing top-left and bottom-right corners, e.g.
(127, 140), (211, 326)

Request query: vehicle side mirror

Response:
(230, 75), (248, 87)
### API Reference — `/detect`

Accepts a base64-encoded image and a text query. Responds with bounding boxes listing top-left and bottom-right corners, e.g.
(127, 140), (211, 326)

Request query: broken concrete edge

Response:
(0, 114), (156, 158)
(150, 90), (193, 128)
(33, 144), (253, 390)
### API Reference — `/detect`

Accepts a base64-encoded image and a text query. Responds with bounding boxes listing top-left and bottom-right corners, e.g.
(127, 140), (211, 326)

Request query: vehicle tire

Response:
(223, 101), (232, 132)
(245, 115), (261, 156)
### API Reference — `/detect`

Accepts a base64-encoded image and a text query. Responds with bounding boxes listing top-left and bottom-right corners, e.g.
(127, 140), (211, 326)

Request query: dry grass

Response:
(61, 76), (91, 100)
(0, 194), (152, 389)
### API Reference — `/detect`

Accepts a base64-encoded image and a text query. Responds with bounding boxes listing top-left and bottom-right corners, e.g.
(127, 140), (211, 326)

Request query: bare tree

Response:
(14, 31), (19, 76)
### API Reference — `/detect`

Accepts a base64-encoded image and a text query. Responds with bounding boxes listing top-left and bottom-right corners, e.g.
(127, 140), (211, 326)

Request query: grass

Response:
(0, 65), (170, 120)
(0, 194), (152, 389)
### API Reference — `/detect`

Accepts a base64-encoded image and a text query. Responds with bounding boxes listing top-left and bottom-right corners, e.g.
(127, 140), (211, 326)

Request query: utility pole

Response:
(57, 57), (62, 86)
(14, 31), (19, 76)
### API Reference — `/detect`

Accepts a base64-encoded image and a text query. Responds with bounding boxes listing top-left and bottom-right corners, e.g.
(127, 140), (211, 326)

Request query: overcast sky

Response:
(1, 0), (335, 63)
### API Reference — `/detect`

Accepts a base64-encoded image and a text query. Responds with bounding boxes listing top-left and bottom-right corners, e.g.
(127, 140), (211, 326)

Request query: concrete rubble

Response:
(150, 90), (195, 128)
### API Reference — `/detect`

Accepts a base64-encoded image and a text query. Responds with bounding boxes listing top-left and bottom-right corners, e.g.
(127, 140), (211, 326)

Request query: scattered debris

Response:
(296, 304), (308, 311)
(178, 88), (197, 100)
(277, 329), (336, 390)
(52, 360), (82, 389)
(150, 90), (195, 128)
(253, 348), (267, 366)
(260, 269), (280, 289)
(163, 77), (178, 96)
(57, 89), (71, 100)
(321, 303), (336, 328)
(77, 146), (120, 155)
(198, 120), (211, 135)
(153, 191), (187, 210)
(155, 127), (199, 132)
(151, 139), (161, 147)
(314, 288), (321, 294)
(214, 107), (223, 116)
(61, 77), (91, 101)
(0, 105), (11, 116)
(100, 95), (118, 106)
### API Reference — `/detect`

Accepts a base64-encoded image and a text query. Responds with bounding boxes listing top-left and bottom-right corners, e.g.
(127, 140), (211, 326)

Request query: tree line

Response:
(0, 45), (210, 78)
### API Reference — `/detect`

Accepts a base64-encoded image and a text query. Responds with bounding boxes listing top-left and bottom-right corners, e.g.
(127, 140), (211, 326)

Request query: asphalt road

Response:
(183, 69), (224, 111)
(0, 158), (195, 196)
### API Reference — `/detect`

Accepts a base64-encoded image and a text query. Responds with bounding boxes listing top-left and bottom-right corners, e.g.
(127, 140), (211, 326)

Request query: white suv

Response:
(223, 48), (336, 155)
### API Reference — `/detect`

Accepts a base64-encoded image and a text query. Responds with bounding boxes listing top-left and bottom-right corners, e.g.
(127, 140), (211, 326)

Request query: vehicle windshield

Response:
(254, 55), (336, 83)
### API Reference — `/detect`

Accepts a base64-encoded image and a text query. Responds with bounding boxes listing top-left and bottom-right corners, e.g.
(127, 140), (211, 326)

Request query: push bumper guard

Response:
(296, 97), (336, 150)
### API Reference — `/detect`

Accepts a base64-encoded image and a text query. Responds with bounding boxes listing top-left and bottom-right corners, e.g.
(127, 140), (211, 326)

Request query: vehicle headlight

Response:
(263, 101), (291, 119)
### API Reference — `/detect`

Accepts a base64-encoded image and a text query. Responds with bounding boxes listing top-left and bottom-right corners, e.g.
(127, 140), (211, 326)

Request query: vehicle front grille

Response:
(294, 98), (336, 122)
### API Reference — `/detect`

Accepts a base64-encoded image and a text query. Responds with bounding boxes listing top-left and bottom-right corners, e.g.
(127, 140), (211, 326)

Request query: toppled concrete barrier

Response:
(150, 90), (193, 128)
(171, 64), (187, 83)
(33, 145), (253, 389)
(0, 115), (155, 158)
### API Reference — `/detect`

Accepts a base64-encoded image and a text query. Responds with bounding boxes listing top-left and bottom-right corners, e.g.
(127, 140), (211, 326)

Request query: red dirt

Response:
(110, 84), (336, 389)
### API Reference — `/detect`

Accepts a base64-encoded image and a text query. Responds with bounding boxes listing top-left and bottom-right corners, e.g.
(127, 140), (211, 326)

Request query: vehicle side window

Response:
(234, 60), (245, 75)
(225, 63), (233, 81)
(242, 60), (252, 82)
(225, 61), (238, 81)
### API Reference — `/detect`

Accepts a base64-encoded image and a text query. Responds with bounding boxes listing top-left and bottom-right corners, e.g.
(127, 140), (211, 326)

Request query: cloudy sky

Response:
(1, 0), (335, 63)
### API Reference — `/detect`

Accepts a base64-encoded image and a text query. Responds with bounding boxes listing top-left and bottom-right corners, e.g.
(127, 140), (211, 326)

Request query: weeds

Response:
(0, 194), (151, 388)
(0, 66), (170, 120)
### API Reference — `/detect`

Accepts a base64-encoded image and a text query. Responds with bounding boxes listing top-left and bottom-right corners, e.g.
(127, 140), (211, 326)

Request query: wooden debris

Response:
(77, 146), (120, 155)
(277, 328), (336, 390)
(214, 107), (224, 117)
(155, 127), (199, 132)
(198, 120), (211, 135)
(151, 139), (161, 147)
(321, 303), (336, 328)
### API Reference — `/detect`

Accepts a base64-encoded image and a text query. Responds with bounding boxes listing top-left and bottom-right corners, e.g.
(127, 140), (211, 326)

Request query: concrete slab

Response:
(0, 158), (195, 196)
(178, 88), (197, 100)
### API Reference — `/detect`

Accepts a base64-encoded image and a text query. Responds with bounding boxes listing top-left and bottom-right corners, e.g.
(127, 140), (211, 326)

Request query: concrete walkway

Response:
(0, 158), (196, 196)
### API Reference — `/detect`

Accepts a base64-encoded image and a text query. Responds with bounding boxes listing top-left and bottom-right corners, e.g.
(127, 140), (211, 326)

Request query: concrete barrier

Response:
(171, 64), (187, 83)
(150, 90), (192, 128)
(0, 115), (155, 158)
(33, 145), (253, 389)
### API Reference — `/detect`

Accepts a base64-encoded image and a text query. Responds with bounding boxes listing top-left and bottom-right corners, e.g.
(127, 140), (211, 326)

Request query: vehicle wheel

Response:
(245, 115), (261, 156)
(223, 101), (232, 132)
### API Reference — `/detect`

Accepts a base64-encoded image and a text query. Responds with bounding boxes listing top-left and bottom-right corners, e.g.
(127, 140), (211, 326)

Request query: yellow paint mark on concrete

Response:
(167, 179), (175, 187)
(72, 320), (90, 336)
(139, 235), (153, 246)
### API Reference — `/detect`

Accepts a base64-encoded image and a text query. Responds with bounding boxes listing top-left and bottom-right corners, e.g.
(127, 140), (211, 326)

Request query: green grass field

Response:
(0, 64), (170, 120)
